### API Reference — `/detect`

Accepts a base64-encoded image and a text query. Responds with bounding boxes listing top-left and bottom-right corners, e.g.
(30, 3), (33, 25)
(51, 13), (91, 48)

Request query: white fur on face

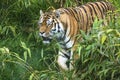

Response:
(38, 16), (44, 25)
(46, 18), (53, 25)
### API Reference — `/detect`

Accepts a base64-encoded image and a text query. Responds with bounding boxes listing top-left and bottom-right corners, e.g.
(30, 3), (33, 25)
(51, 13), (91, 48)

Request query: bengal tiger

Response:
(38, 1), (114, 70)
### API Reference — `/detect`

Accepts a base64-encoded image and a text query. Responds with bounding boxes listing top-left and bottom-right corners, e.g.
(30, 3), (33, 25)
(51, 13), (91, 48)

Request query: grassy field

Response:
(0, 0), (120, 80)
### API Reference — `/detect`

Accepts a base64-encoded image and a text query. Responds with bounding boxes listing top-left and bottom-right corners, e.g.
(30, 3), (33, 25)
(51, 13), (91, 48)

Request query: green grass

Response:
(0, 0), (120, 80)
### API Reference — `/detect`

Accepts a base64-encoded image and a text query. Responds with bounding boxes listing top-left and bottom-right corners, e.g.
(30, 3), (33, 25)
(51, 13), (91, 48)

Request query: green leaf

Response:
(116, 51), (120, 59)
(93, 18), (103, 29)
(106, 29), (113, 33)
(24, 51), (27, 61)
(86, 45), (92, 51)
(41, 49), (44, 58)
(78, 46), (82, 56)
(9, 26), (16, 36)
(101, 34), (107, 44)
(40, 74), (47, 79)
(27, 48), (31, 58)
(2, 26), (7, 34)
(115, 30), (120, 36)
(0, 25), (2, 32)
(80, 30), (89, 40)
(29, 73), (34, 80)
(20, 41), (27, 50)
(20, 41), (31, 59)
(0, 47), (9, 54)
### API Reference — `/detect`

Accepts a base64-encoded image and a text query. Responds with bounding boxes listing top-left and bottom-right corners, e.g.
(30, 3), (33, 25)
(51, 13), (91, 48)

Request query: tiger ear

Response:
(55, 10), (61, 18)
(40, 10), (44, 16)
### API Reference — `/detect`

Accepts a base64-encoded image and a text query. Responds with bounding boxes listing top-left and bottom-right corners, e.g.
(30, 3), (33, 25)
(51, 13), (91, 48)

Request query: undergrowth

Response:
(0, 0), (120, 80)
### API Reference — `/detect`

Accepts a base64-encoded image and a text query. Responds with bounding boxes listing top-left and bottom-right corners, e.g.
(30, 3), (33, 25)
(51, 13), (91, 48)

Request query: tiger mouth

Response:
(42, 36), (52, 42)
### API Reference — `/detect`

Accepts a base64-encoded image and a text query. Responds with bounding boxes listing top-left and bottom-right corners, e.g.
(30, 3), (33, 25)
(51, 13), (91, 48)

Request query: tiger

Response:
(38, 1), (114, 70)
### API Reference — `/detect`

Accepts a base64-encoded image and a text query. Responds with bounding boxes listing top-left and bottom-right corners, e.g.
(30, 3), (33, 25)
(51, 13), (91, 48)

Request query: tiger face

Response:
(38, 10), (64, 44)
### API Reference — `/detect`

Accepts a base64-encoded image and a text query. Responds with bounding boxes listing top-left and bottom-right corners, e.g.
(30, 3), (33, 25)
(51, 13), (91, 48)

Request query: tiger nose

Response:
(40, 32), (44, 34)
(39, 32), (45, 36)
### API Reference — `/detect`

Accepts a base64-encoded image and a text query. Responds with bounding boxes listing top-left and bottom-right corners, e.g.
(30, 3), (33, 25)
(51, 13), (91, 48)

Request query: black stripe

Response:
(76, 8), (82, 29)
(62, 37), (74, 49)
(64, 53), (70, 59)
(66, 50), (71, 68)
(79, 8), (84, 30)
(69, 9), (73, 38)
(72, 8), (79, 21)
(65, 8), (72, 15)
(67, 8), (77, 21)
(89, 3), (98, 17)
(59, 50), (71, 59)
(59, 50), (70, 60)
(98, 2), (106, 14)
(86, 4), (94, 23)
(64, 8), (71, 14)
(81, 6), (88, 33)
(57, 22), (60, 29)
(65, 36), (72, 44)
(52, 23), (56, 32)
(100, 1), (107, 12)
(73, 8), (78, 14)
(69, 8), (76, 17)
(95, 2), (103, 19)
(101, 1), (109, 10)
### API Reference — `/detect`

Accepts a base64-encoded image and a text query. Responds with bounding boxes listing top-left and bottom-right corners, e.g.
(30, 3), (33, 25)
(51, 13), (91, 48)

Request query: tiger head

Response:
(38, 10), (65, 44)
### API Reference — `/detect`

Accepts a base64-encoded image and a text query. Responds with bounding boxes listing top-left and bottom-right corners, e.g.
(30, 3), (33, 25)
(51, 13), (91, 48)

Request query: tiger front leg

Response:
(57, 49), (74, 71)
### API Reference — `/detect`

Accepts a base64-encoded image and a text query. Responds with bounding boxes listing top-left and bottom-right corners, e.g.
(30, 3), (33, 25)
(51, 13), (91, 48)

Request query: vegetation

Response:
(0, 0), (120, 80)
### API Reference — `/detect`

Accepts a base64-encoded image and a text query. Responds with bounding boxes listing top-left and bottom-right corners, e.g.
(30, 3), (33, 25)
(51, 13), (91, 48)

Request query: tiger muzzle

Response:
(42, 36), (52, 43)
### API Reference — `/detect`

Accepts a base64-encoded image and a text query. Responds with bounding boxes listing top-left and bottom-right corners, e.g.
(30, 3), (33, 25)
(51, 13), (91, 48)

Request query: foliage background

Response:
(0, 0), (120, 80)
